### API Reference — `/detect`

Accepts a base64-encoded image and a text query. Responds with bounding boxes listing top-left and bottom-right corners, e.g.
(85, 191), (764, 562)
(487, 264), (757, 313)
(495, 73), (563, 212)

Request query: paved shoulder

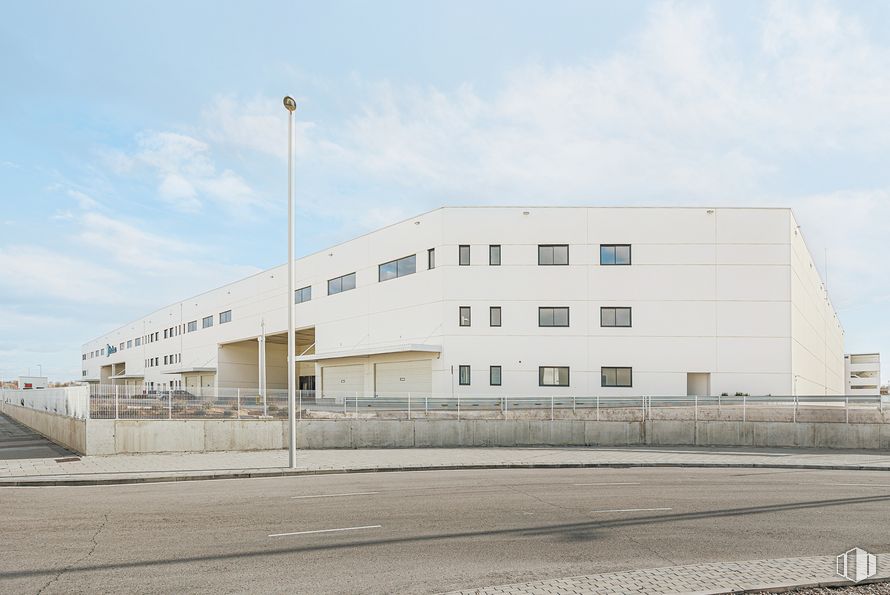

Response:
(0, 413), (73, 460)
(443, 553), (890, 594)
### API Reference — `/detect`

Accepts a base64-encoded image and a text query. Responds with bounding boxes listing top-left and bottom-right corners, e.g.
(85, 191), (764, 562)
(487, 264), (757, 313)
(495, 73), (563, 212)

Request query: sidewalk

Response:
(443, 553), (890, 594)
(3, 445), (890, 486)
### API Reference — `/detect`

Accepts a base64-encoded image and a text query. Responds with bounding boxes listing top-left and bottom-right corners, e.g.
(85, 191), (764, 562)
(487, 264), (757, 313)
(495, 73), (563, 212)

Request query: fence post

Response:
(344, 396), (347, 416)
(694, 395), (698, 422)
(407, 393), (411, 421)
(572, 396), (576, 415)
(845, 396), (849, 424)
(793, 395), (797, 423)
(551, 396), (554, 421)
(355, 391), (358, 418)
(743, 395), (746, 422)
(641, 396), (646, 421)
(596, 395), (600, 422)
(425, 396), (428, 415)
(169, 387), (173, 420)
(115, 385), (119, 420)
(457, 394), (461, 420)
(237, 388), (241, 420)
(298, 389), (302, 420)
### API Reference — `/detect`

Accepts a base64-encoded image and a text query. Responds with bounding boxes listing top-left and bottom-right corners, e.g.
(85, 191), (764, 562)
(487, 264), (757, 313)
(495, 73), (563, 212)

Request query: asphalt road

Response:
(0, 413), (73, 460)
(3, 467), (890, 594)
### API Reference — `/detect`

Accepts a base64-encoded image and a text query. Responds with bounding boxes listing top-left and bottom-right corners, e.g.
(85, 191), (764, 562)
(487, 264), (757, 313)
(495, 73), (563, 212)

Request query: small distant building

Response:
(844, 353), (881, 396)
(18, 376), (48, 390)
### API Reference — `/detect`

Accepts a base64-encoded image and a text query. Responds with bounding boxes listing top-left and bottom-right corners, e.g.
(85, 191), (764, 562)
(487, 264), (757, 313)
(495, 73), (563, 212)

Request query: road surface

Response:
(3, 467), (890, 593)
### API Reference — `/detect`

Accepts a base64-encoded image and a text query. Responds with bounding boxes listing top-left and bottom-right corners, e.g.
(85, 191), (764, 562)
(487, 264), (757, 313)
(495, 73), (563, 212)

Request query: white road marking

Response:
(269, 525), (382, 538)
(814, 483), (890, 488)
(574, 482), (641, 486)
(291, 491), (379, 499)
(589, 507), (672, 514)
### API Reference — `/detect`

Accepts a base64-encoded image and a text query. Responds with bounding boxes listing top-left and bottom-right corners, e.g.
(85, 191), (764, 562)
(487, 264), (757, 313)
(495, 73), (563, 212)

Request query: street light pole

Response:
(283, 95), (298, 469)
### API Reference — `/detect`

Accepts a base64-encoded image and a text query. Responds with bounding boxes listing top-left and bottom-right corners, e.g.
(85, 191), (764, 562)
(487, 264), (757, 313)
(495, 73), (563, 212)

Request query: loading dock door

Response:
(322, 364), (365, 399)
(374, 360), (432, 397)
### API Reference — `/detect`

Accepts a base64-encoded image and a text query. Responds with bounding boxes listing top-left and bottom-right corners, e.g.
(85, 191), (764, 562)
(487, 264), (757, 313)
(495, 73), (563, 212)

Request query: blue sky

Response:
(1, 1), (889, 382)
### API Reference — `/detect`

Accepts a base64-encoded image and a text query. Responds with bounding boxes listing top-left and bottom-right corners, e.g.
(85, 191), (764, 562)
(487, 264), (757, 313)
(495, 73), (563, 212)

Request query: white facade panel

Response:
(81, 206), (845, 398)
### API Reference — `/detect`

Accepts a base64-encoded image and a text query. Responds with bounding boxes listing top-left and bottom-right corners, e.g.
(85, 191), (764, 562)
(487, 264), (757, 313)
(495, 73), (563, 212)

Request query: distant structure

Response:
(844, 353), (881, 396)
(18, 376), (48, 390)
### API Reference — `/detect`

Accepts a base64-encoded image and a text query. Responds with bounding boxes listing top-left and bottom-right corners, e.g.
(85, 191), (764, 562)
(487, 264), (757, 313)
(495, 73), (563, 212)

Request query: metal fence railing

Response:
(85, 386), (887, 424)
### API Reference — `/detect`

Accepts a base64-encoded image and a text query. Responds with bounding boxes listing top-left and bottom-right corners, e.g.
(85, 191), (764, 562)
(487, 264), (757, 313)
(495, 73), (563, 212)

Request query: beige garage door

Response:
(322, 364), (365, 399)
(374, 360), (432, 397)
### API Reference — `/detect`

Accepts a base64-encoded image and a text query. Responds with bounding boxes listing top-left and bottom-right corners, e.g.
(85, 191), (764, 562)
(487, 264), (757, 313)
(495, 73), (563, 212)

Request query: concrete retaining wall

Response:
(71, 418), (890, 455)
(0, 402), (87, 454)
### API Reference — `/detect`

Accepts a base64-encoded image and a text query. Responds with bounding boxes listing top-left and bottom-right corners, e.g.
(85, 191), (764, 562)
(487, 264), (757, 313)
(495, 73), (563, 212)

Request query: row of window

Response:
(457, 366), (633, 387)
(84, 311), (232, 361)
(292, 242), (632, 305)
(145, 354), (182, 368)
(459, 244), (632, 266)
(458, 306), (632, 328)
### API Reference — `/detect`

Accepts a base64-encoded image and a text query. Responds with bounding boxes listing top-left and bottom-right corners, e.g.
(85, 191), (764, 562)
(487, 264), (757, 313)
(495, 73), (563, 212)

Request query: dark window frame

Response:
(202, 315), (213, 329)
(489, 244), (501, 266)
(428, 248), (435, 270)
(490, 365), (502, 386)
(538, 366), (570, 387)
(327, 272), (357, 295)
(538, 306), (570, 327)
(294, 285), (312, 304)
(459, 306), (471, 327)
(600, 244), (632, 266)
(459, 244), (471, 266)
(537, 244), (569, 266)
(378, 254), (417, 282)
(601, 366), (633, 387)
(489, 306), (502, 327)
(600, 306), (632, 327)
(220, 310), (232, 324)
(458, 365), (471, 386)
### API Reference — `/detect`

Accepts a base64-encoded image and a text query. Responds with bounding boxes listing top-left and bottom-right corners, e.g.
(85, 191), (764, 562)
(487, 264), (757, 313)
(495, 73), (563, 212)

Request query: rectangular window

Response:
(489, 306), (501, 327)
(220, 310), (232, 324)
(127, 340), (132, 349)
(600, 244), (632, 265)
(601, 307), (632, 327)
(101, 348), (105, 355)
(538, 307), (570, 327)
(428, 248), (435, 270)
(135, 338), (141, 347)
(459, 244), (470, 266)
(202, 316), (213, 329)
(119, 342), (124, 351)
(164, 329), (168, 339)
(538, 244), (569, 265)
(379, 254), (417, 282)
(601, 367), (633, 387)
(187, 320), (197, 333)
(490, 365), (502, 386)
(539, 366), (570, 387)
(458, 365), (471, 385)
(327, 272), (356, 295)
(294, 286), (312, 304)
(459, 306), (471, 327)
(164, 355), (168, 365)
(154, 332), (159, 341)
(489, 244), (501, 266)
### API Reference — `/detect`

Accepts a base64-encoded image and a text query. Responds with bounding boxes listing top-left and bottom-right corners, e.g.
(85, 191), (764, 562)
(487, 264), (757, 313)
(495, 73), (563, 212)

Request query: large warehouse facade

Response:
(81, 207), (845, 398)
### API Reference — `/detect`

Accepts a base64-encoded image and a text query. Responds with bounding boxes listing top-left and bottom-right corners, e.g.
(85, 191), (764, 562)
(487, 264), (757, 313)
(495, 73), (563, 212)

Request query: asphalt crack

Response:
(36, 514), (108, 594)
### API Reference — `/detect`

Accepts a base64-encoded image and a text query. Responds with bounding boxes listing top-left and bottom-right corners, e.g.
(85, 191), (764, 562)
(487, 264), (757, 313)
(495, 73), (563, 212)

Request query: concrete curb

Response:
(3, 460), (890, 487)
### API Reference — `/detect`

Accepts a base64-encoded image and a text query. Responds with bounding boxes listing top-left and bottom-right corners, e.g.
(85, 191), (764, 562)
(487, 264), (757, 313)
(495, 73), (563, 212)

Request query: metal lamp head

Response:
(283, 96), (297, 112)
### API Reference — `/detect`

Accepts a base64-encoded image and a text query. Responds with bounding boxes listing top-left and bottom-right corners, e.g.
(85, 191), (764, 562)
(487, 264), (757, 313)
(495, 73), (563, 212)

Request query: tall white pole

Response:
(285, 96), (297, 468)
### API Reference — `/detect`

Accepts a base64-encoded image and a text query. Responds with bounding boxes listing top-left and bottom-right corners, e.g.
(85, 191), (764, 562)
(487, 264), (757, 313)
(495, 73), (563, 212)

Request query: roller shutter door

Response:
(374, 360), (432, 397)
(322, 364), (365, 399)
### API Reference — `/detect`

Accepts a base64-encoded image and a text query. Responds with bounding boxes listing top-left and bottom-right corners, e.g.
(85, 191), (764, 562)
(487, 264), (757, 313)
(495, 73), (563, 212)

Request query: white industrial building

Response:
(844, 353), (881, 396)
(81, 206), (846, 398)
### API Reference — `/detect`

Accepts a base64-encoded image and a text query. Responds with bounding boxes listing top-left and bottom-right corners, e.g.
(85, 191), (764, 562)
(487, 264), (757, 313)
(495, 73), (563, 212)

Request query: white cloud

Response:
(66, 189), (100, 210)
(0, 246), (123, 305)
(201, 95), (316, 159)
